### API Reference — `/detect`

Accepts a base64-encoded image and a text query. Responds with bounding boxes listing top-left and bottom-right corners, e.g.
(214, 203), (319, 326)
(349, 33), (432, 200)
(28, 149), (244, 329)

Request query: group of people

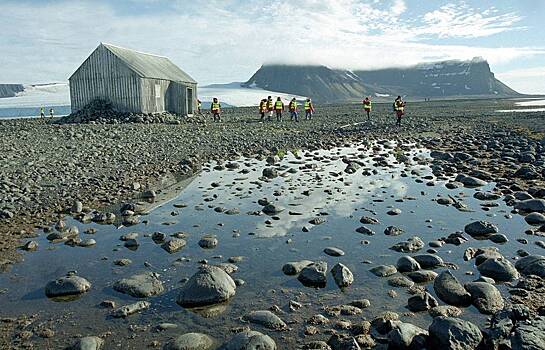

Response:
(205, 96), (315, 123)
(39, 107), (55, 118)
(258, 96), (314, 122)
(362, 95), (406, 126)
(203, 95), (407, 126)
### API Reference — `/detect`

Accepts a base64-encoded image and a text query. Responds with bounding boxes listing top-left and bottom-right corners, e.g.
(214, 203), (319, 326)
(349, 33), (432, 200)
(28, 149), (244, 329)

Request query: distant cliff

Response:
(242, 65), (372, 103)
(0, 84), (24, 98)
(243, 58), (519, 102)
(355, 58), (518, 98)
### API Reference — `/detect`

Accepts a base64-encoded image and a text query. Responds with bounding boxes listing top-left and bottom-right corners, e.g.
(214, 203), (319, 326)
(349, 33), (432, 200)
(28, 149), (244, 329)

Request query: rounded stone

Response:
(45, 275), (91, 297)
(176, 266), (236, 307)
(243, 310), (287, 330)
(113, 272), (164, 298)
(396, 256), (421, 272)
(163, 333), (215, 350)
(428, 317), (482, 350)
(477, 257), (519, 282)
(218, 330), (276, 350)
(464, 221), (498, 238)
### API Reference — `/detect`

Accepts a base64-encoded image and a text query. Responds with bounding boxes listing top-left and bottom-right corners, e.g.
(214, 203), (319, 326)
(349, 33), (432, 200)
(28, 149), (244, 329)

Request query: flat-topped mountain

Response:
(355, 57), (518, 98)
(243, 58), (519, 102)
(242, 65), (373, 103)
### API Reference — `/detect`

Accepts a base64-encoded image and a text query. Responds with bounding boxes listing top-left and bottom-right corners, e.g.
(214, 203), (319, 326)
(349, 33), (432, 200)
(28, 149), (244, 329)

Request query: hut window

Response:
(155, 84), (161, 98)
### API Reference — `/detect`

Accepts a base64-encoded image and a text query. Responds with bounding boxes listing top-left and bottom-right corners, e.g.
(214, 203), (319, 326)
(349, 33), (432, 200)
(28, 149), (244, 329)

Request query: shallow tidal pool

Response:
(0, 141), (538, 349)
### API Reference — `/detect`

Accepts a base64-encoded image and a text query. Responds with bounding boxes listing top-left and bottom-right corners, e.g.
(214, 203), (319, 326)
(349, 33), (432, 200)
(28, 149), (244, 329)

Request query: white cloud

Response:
(0, 0), (542, 91)
(391, 0), (407, 17)
(418, 2), (523, 38)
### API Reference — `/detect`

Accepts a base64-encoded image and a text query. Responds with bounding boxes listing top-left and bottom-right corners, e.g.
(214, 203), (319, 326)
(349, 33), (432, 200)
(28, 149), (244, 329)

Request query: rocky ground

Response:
(1, 99), (545, 349)
(1, 99), (543, 269)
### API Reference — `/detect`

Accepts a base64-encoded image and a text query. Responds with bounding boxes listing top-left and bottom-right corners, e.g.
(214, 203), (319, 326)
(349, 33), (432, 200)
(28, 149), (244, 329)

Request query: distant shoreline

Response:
(1, 96), (544, 120)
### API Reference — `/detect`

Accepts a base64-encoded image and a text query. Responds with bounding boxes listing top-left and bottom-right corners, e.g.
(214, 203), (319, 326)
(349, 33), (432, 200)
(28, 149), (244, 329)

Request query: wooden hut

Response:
(69, 43), (197, 115)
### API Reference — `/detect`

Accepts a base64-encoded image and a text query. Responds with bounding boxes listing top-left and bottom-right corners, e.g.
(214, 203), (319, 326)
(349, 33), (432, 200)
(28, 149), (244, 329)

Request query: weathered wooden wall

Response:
(163, 82), (197, 115)
(69, 45), (142, 113)
(141, 78), (170, 113)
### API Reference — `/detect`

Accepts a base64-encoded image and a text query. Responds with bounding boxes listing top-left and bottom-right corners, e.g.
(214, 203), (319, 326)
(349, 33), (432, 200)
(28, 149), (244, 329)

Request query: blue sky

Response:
(1, 0), (544, 93)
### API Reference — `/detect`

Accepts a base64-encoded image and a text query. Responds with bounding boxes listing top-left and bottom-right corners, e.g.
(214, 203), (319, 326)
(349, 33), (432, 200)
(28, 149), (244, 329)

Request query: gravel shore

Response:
(1, 99), (543, 270)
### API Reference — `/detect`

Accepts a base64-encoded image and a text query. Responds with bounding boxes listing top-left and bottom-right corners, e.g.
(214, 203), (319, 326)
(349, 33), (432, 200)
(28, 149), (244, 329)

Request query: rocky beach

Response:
(1, 99), (545, 349)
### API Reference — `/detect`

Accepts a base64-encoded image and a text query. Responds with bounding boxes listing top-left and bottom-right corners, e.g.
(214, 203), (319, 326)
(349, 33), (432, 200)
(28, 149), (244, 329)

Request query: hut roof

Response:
(100, 43), (196, 84)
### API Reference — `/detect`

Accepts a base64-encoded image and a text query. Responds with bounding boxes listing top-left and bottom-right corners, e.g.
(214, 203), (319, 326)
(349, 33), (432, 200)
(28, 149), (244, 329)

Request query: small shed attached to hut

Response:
(69, 43), (197, 115)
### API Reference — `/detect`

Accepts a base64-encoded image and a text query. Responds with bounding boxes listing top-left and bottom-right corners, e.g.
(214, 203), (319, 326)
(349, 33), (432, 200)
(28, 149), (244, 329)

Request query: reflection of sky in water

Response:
(246, 148), (414, 238)
(0, 142), (540, 348)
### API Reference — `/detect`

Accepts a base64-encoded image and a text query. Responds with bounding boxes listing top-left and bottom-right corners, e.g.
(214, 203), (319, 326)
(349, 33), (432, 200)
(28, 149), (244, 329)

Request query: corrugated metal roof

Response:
(102, 43), (197, 84)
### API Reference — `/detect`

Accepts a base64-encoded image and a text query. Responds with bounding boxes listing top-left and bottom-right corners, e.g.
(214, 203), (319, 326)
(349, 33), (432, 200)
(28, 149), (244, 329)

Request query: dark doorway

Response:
(187, 88), (193, 114)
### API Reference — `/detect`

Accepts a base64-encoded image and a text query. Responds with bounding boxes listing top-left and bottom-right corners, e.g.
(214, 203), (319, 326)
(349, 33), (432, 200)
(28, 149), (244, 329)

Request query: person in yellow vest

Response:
(274, 97), (284, 122)
(259, 99), (269, 121)
(197, 99), (202, 114)
(363, 96), (372, 121)
(304, 98), (314, 120)
(211, 97), (221, 122)
(39, 107), (45, 118)
(394, 96), (406, 126)
(266, 96), (274, 120)
(289, 98), (298, 122)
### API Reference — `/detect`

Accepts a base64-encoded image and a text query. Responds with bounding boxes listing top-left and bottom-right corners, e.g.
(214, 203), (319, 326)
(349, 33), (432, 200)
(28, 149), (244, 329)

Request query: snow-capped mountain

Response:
(244, 58), (519, 102)
(242, 65), (374, 103)
(355, 57), (518, 98)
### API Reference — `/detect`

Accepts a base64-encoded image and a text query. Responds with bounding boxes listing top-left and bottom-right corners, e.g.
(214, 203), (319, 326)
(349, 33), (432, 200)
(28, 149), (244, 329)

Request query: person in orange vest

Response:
(274, 97), (284, 122)
(259, 99), (267, 121)
(363, 96), (372, 121)
(288, 98), (298, 122)
(211, 97), (221, 122)
(304, 98), (314, 120)
(266, 96), (274, 121)
(393, 96), (406, 126)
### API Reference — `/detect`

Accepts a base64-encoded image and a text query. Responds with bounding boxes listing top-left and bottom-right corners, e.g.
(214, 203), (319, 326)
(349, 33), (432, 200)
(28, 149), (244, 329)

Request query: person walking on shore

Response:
(267, 96), (274, 121)
(304, 98), (314, 120)
(289, 98), (298, 122)
(363, 96), (372, 121)
(197, 99), (202, 114)
(39, 107), (45, 118)
(274, 97), (284, 122)
(49, 108), (54, 118)
(393, 96), (405, 127)
(259, 99), (267, 121)
(211, 97), (221, 122)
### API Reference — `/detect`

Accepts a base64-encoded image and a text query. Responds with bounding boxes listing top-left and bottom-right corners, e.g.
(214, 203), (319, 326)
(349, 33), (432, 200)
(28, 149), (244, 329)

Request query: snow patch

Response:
(0, 81), (305, 109)
(0, 83), (70, 108)
(497, 108), (545, 113)
(199, 86), (306, 107)
(515, 99), (545, 107)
